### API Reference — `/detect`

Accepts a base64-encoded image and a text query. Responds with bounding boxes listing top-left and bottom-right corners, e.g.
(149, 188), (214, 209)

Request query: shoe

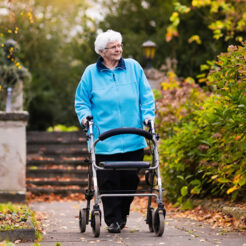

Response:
(120, 221), (126, 229)
(120, 216), (127, 229)
(108, 222), (121, 233)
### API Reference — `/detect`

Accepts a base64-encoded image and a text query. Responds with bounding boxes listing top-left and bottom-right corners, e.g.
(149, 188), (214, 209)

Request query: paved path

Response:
(19, 201), (246, 246)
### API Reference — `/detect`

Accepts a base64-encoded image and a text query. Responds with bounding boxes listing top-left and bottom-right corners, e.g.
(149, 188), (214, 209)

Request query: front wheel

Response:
(153, 210), (165, 237)
(91, 212), (100, 237)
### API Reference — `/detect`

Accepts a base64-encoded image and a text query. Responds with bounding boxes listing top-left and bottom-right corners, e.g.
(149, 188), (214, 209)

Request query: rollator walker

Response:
(79, 116), (166, 237)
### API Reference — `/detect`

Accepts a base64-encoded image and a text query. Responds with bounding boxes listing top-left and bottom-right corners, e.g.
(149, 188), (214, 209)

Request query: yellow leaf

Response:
(211, 175), (218, 180)
(226, 185), (239, 194)
(232, 175), (242, 184)
(188, 35), (202, 44)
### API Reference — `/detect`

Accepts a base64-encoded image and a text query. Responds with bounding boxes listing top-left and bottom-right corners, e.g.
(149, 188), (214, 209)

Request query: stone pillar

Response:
(0, 111), (29, 202)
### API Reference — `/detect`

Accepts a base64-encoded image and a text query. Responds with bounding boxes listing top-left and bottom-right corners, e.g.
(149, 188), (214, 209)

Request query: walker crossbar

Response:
(100, 193), (159, 199)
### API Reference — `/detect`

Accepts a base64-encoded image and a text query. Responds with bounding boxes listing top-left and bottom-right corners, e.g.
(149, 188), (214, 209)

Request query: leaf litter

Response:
(131, 197), (246, 232)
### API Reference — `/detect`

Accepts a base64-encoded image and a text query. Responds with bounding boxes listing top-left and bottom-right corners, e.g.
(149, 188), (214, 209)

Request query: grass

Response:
(0, 203), (31, 231)
(0, 202), (42, 241)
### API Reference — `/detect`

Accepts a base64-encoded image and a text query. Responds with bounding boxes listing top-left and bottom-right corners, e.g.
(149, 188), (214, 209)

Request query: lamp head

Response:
(142, 40), (156, 60)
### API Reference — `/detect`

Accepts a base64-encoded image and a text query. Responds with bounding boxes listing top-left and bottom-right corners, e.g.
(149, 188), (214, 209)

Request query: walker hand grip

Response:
(86, 115), (93, 121)
(98, 128), (153, 141)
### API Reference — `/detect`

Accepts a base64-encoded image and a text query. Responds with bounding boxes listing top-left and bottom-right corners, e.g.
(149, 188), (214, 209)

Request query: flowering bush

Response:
(0, 38), (31, 110)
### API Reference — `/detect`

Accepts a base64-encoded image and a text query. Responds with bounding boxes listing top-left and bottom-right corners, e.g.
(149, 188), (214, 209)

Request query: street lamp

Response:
(142, 40), (157, 69)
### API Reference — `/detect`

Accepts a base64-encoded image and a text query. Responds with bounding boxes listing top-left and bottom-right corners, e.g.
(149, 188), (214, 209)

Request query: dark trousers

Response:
(96, 148), (144, 226)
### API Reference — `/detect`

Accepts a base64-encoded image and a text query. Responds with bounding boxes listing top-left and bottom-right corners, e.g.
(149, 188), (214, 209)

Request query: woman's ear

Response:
(99, 49), (104, 56)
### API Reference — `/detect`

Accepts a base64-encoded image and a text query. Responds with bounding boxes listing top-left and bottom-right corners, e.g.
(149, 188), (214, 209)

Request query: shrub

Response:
(158, 43), (246, 206)
(155, 72), (208, 138)
(46, 124), (79, 132)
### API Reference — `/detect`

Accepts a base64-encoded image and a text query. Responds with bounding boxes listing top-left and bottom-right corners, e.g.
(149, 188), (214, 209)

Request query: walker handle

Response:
(83, 115), (93, 133)
(98, 127), (153, 141)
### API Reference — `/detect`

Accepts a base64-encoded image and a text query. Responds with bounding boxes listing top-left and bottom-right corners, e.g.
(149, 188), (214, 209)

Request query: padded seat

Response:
(99, 161), (150, 169)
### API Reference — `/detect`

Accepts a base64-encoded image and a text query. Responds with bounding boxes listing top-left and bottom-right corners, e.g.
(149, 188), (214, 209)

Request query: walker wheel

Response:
(92, 211), (100, 237)
(147, 207), (155, 232)
(79, 209), (87, 233)
(153, 210), (165, 237)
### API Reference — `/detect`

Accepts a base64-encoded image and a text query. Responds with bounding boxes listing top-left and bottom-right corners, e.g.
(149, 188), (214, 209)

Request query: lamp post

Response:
(142, 40), (157, 69)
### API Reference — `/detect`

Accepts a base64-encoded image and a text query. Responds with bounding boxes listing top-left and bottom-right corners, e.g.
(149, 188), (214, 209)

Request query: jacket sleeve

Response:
(74, 71), (92, 125)
(137, 64), (155, 122)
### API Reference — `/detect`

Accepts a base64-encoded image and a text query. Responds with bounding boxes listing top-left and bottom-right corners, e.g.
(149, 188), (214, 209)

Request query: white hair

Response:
(94, 29), (122, 55)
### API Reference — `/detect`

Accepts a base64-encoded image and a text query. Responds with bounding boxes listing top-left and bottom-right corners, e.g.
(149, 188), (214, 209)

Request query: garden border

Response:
(0, 217), (35, 242)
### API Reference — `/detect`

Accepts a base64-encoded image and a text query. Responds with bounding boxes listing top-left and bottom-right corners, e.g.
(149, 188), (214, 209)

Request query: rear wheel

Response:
(79, 209), (86, 233)
(153, 210), (165, 237)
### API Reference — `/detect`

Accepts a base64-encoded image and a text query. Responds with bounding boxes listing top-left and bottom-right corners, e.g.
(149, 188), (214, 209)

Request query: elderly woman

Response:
(75, 29), (155, 233)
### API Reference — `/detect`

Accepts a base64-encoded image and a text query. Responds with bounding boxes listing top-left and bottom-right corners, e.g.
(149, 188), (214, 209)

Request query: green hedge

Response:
(157, 43), (246, 207)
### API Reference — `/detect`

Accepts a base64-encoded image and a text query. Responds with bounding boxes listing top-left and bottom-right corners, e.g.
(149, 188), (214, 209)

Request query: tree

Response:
(0, 0), (96, 129)
(97, 0), (175, 69)
(166, 0), (246, 78)
(97, 0), (246, 79)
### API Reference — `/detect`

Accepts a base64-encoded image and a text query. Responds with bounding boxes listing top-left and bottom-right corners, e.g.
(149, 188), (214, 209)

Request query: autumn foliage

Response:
(166, 0), (246, 43)
(157, 43), (246, 207)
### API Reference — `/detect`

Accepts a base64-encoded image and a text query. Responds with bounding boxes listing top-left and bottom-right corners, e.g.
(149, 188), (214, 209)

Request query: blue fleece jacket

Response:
(74, 57), (155, 154)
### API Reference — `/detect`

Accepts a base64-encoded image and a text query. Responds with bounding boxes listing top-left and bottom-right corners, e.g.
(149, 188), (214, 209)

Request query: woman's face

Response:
(102, 41), (123, 62)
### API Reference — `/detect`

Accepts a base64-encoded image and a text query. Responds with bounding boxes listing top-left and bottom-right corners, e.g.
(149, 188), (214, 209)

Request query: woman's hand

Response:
(82, 117), (88, 127)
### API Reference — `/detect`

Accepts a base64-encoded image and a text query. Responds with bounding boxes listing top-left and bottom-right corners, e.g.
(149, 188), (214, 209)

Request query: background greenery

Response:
(2, 0), (244, 129)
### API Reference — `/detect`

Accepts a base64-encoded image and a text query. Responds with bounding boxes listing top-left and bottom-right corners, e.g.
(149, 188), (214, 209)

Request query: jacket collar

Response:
(96, 57), (126, 71)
